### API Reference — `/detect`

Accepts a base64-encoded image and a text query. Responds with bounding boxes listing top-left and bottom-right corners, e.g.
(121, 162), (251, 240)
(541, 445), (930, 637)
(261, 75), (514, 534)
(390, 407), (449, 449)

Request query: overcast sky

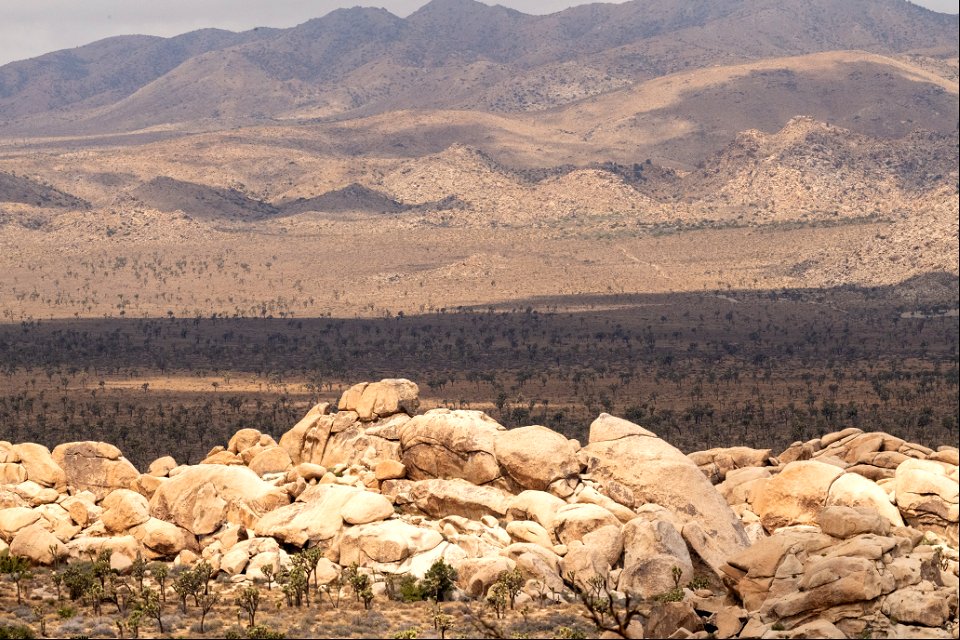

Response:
(1, 0), (957, 67)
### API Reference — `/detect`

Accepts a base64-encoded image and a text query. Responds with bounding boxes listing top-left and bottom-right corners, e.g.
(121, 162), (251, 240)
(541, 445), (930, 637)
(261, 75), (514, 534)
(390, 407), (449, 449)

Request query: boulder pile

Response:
(1, 378), (957, 638)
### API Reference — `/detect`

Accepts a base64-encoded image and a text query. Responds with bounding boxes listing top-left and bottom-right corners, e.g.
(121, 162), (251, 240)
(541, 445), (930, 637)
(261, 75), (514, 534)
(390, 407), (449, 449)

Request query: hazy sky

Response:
(1, 0), (957, 67)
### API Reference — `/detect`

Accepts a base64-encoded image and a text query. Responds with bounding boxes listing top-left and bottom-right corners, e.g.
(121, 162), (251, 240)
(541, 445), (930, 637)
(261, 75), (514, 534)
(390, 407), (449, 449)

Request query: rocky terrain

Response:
(1, 379), (957, 638)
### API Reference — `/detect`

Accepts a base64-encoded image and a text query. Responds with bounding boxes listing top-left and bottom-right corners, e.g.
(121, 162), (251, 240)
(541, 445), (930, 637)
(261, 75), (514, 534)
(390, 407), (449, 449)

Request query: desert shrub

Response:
(420, 559), (457, 602)
(0, 624), (35, 639)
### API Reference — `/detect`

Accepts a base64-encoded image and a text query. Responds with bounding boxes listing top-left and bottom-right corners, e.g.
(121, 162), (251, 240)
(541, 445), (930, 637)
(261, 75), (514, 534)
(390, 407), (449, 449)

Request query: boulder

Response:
(494, 426), (579, 492)
(457, 556), (517, 597)
(409, 478), (512, 520)
(399, 409), (505, 485)
(553, 503), (620, 546)
(825, 472), (904, 527)
(881, 585), (952, 627)
(339, 519), (443, 566)
(766, 556), (888, 618)
(895, 458), (959, 523)
(101, 488), (151, 533)
(338, 382), (370, 412)
(248, 446), (293, 476)
(689, 446), (772, 483)
(147, 456), (178, 477)
(319, 425), (401, 470)
(10, 523), (66, 565)
(355, 379), (420, 421)
(150, 465), (289, 536)
(619, 516), (693, 598)
(51, 442), (140, 500)
(0, 507), (41, 541)
(505, 521), (553, 549)
(227, 428), (264, 454)
(375, 460), (406, 481)
(0, 463), (26, 485)
(505, 490), (566, 535)
(132, 518), (194, 557)
(751, 460), (844, 532)
(817, 506), (890, 539)
(66, 535), (141, 565)
(577, 414), (748, 575)
(645, 602), (703, 640)
(278, 402), (330, 464)
(340, 492), (395, 525)
(253, 484), (359, 546)
(10, 444), (66, 489)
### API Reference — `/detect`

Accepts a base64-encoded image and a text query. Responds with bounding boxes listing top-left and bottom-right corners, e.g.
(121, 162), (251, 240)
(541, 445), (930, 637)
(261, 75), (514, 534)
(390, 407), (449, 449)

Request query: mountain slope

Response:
(0, 0), (955, 135)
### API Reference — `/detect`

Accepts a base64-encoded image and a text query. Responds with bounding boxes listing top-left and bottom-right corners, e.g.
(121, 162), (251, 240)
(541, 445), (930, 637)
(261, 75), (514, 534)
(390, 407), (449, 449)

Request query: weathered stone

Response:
(506, 490), (566, 535)
(356, 379), (419, 421)
(0, 507), (41, 541)
(340, 492), (394, 525)
(619, 517), (692, 598)
(505, 520), (553, 549)
(228, 428), (264, 454)
(553, 503), (620, 546)
(338, 382), (370, 412)
(768, 556), (887, 618)
(457, 556), (516, 598)
(895, 458), (959, 522)
(278, 402), (330, 464)
(102, 488), (151, 533)
(147, 456), (178, 477)
(52, 441), (140, 500)
(645, 602), (703, 640)
(375, 459), (406, 481)
(400, 409), (505, 485)
(10, 444), (66, 489)
(61, 493), (102, 528)
(132, 518), (194, 557)
(495, 426), (579, 492)
(201, 450), (243, 465)
(578, 414), (748, 576)
(10, 523), (66, 565)
(253, 484), (359, 546)
(817, 505), (890, 538)
(339, 520), (442, 566)
(150, 465), (289, 536)
(751, 460), (845, 532)
(320, 426), (401, 470)
(248, 446), (293, 476)
(409, 478), (511, 520)
(0, 463), (26, 485)
(825, 472), (904, 527)
(882, 585), (951, 627)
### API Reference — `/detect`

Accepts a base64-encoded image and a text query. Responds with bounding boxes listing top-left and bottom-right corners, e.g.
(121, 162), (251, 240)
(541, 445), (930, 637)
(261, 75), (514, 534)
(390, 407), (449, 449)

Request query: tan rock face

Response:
(553, 503), (620, 546)
(409, 478), (512, 520)
(751, 460), (845, 532)
(149, 465), (289, 536)
(578, 414), (748, 575)
(339, 519), (443, 566)
(51, 441), (140, 500)
(340, 492), (395, 525)
(0, 507), (41, 541)
(101, 488), (151, 533)
(147, 456), (177, 477)
(10, 523), (67, 565)
(10, 443), (66, 489)
(133, 517), (194, 557)
(895, 458), (959, 524)
(825, 471), (904, 528)
(817, 505), (890, 538)
(248, 446), (293, 476)
(619, 517), (693, 598)
(400, 409), (505, 485)
(253, 484), (359, 546)
(494, 425), (580, 492)
(278, 402), (331, 464)
(355, 379), (420, 422)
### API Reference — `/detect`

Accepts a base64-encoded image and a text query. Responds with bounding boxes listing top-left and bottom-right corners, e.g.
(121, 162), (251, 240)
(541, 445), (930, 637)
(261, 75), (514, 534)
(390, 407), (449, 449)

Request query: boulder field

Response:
(1, 378), (957, 638)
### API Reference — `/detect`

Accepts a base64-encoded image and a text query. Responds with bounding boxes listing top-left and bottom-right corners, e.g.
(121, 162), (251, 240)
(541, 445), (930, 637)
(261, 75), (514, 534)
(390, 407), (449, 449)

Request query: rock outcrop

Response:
(0, 379), (956, 640)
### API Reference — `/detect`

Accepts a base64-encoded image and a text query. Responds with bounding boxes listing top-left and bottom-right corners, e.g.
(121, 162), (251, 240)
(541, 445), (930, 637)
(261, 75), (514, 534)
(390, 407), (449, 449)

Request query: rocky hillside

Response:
(1, 379), (957, 638)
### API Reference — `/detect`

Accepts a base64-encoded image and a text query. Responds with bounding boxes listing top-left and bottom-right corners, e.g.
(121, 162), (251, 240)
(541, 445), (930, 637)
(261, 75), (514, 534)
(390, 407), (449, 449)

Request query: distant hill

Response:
(0, 0), (955, 136)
